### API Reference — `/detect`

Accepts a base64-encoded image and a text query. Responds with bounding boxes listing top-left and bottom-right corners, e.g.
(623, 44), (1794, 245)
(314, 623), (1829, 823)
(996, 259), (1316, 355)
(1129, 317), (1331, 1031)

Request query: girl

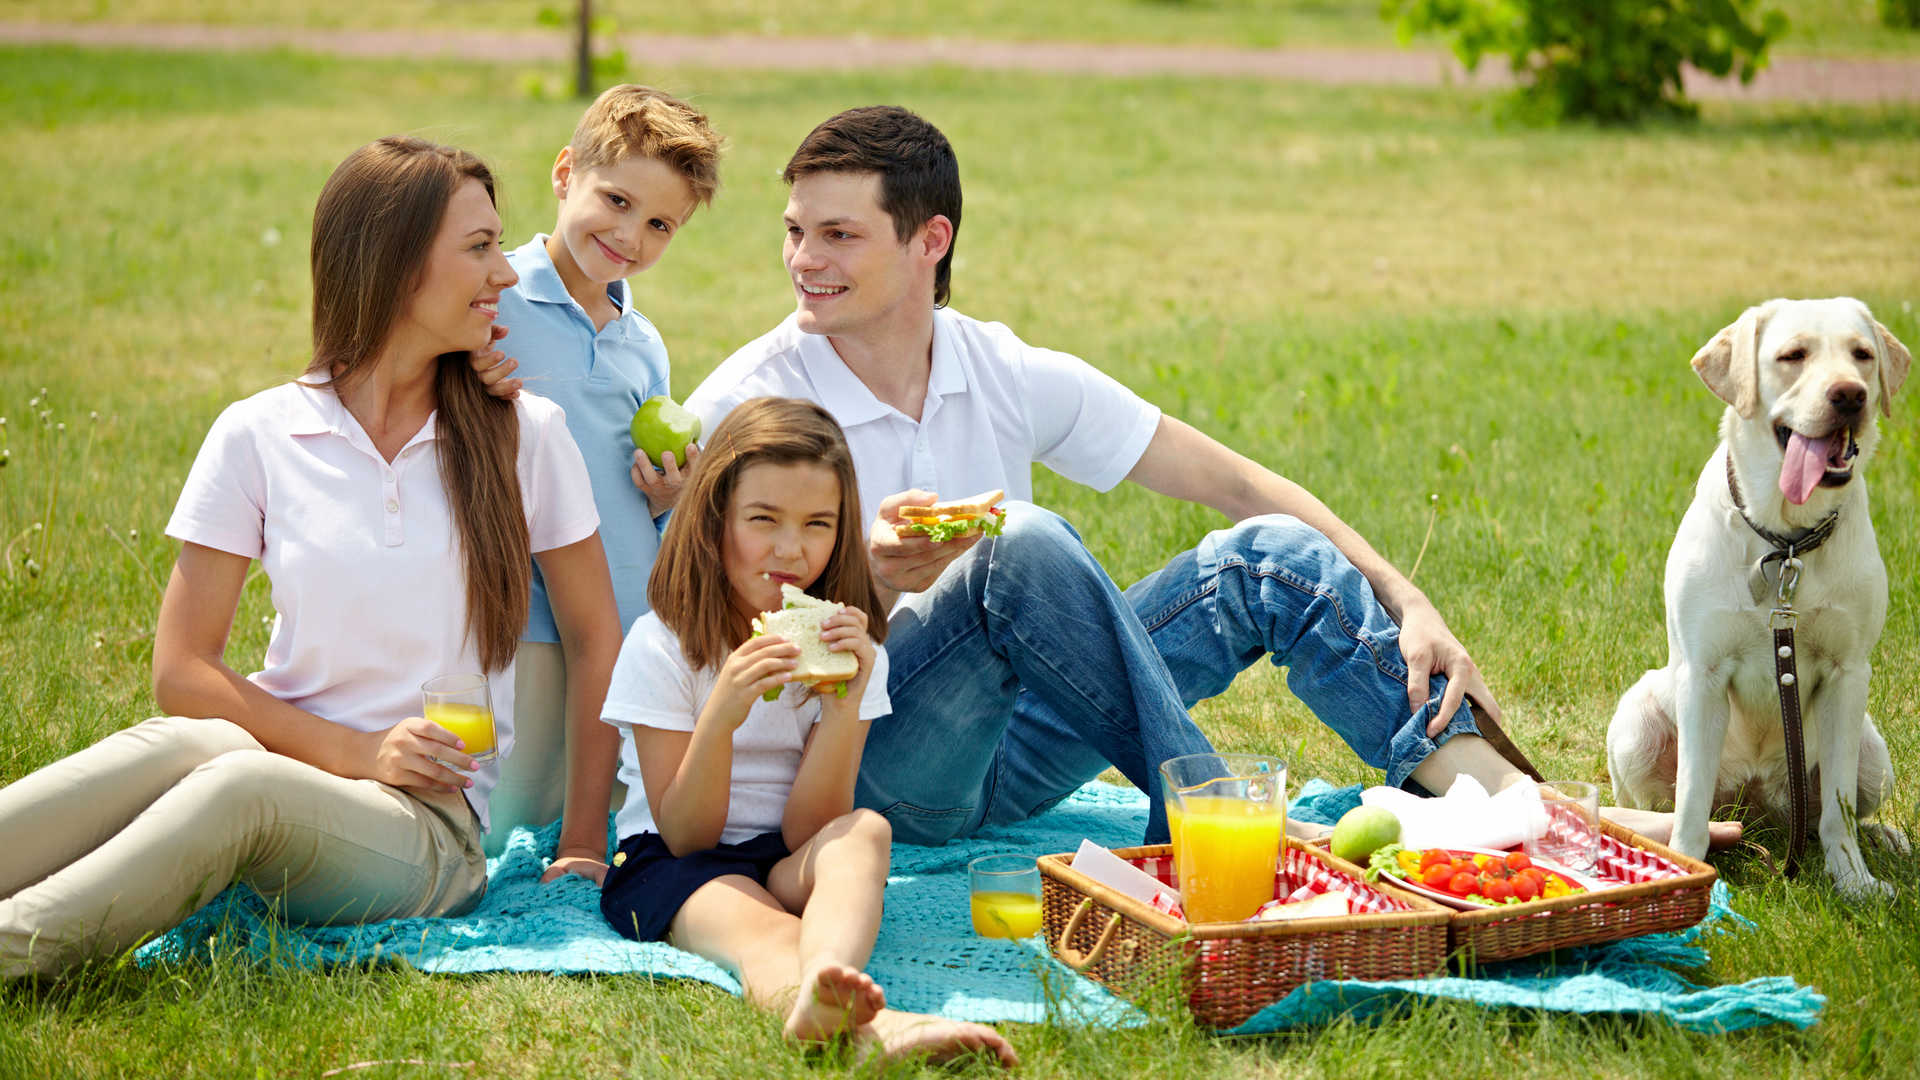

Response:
(0, 137), (622, 978)
(598, 397), (1015, 1067)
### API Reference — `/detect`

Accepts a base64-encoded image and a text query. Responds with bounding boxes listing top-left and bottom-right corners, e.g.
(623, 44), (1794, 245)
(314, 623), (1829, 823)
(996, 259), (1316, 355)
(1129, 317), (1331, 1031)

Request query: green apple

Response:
(630, 396), (701, 467)
(1329, 805), (1401, 865)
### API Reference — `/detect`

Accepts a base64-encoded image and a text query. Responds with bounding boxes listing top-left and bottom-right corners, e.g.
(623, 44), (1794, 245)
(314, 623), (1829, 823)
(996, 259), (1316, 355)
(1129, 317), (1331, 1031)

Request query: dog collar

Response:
(1725, 454), (1840, 557)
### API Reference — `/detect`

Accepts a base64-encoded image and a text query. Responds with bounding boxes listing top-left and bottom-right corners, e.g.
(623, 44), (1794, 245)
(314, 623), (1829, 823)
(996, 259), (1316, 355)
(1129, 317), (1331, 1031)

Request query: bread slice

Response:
(750, 584), (857, 688)
(892, 489), (1007, 542)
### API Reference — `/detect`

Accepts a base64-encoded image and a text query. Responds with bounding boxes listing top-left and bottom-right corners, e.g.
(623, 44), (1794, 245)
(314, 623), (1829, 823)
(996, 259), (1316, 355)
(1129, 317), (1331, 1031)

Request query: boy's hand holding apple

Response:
(630, 396), (703, 516)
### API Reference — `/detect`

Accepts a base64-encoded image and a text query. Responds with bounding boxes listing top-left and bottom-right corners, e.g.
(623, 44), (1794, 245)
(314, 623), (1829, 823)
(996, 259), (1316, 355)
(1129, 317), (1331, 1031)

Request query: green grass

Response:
(8, 0), (1920, 56)
(4, 43), (1920, 1079)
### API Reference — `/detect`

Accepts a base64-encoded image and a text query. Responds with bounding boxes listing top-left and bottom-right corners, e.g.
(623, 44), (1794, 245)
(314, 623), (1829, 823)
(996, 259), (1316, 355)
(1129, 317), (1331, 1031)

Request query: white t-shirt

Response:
(687, 308), (1162, 533)
(164, 381), (600, 829)
(603, 612), (892, 845)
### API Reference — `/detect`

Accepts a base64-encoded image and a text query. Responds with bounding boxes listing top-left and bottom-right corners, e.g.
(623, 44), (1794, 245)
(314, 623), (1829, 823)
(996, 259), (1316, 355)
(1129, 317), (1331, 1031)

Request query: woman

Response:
(0, 137), (621, 978)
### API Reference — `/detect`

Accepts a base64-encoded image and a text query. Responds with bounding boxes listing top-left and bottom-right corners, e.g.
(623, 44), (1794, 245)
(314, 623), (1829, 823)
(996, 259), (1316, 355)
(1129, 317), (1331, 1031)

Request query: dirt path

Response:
(6, 20), (1919, 103)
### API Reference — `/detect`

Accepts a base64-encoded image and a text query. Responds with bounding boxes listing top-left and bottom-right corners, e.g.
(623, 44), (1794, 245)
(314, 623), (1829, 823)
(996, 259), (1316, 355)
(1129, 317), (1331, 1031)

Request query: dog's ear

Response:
(1692, 303), (1770, 418)
(1871, 317), (1911, 418)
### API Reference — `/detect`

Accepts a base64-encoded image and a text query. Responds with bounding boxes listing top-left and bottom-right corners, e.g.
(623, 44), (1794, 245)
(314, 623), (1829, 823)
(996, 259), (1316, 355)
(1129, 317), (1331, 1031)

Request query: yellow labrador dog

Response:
(1608, 298), (1910, 897)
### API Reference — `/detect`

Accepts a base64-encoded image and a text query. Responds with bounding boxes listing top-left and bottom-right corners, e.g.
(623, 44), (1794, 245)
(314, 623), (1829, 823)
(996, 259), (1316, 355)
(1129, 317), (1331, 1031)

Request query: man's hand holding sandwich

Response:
(868, 489), (1006, 605)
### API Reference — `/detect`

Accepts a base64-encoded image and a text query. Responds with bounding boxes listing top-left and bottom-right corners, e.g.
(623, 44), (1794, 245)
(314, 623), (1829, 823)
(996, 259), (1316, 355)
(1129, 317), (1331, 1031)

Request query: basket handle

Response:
(1055, 898), (1124, 971)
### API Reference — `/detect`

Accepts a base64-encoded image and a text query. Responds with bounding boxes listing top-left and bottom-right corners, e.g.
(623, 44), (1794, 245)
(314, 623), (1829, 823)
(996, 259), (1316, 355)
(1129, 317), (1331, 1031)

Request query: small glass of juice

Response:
(421, 672), (498, 766)
(968, 854), (1043, 939)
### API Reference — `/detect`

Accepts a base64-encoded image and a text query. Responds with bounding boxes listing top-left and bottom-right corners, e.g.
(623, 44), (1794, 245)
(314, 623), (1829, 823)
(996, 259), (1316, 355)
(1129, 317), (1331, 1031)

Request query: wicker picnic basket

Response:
(1038, 838), (1451, 1029)
(1437, 821), (1717, 963)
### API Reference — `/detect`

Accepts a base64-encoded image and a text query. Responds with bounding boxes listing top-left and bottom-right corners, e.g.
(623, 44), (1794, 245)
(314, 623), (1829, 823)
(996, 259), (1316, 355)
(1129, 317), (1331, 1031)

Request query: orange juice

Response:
(1167, 795), (1285, 923)
(969, 890), (1043, 938)
(425, 701), (497, 763)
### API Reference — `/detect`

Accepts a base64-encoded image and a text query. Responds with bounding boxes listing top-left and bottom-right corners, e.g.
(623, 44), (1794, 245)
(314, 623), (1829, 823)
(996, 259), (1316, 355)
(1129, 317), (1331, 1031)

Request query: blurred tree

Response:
(1382, 0), (1788, 124)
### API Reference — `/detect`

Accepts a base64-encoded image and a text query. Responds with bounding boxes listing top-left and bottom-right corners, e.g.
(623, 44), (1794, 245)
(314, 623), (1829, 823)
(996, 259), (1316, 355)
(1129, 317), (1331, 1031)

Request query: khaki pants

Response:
(0, 716), (486, 978)
(486, 641), (625, 857)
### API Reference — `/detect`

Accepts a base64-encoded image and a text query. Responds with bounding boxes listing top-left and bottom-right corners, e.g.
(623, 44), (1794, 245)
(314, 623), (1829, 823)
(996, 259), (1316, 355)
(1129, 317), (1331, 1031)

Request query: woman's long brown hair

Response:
(307, 136), (529, 673)
(649, 397), (886, 671)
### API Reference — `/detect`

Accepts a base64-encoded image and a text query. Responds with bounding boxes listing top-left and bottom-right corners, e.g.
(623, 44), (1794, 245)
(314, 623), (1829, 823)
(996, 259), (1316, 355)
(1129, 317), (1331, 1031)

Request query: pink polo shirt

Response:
(165, 381), (599, 829)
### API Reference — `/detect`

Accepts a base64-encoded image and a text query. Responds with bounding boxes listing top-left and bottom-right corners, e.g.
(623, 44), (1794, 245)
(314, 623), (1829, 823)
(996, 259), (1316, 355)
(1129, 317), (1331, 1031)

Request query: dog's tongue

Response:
(1779, 433), (1832, 505)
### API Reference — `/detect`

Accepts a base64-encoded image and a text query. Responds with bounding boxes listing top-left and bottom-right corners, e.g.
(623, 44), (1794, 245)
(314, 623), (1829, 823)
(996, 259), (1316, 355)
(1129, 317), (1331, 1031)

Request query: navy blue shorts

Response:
(599, 830), (792, 942)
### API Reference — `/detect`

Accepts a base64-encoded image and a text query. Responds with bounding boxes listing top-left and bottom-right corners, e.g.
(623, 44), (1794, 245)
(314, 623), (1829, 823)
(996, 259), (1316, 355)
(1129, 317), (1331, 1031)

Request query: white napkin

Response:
(1361, 775), (1549, 851)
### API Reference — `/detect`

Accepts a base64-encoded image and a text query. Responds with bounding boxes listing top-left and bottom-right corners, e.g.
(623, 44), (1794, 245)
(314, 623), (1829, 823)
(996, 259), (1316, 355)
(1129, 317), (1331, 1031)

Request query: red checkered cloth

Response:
(1125, 848), (1412, 920)
(1592, 833), (1692, 885)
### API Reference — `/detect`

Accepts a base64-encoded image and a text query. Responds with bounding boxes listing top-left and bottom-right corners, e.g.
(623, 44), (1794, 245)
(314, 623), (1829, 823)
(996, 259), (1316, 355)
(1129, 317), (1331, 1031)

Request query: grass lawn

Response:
(4, 43), (1920, 1079)
(8, 0), (1920, 57)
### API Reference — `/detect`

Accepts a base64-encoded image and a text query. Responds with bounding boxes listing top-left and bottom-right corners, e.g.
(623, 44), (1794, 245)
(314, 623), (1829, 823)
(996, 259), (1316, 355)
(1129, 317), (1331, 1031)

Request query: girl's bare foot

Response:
(860, 1008), (1018, 1068)
(1601, 806), (1743, 849)
(784, 964), (885, 1044)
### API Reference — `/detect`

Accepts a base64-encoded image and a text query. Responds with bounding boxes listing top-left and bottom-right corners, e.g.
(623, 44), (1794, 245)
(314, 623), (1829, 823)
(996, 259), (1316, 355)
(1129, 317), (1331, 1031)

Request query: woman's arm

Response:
(152, 542), (473, 792)
(533, 532), (624, 884)
(780, 608), (877, 848)
(640, 634), (798, 855)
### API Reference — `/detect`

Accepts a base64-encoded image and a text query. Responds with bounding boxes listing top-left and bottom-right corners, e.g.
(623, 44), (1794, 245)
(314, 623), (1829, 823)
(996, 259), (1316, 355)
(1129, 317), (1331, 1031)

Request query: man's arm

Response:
(1124, 414), (1500, 731)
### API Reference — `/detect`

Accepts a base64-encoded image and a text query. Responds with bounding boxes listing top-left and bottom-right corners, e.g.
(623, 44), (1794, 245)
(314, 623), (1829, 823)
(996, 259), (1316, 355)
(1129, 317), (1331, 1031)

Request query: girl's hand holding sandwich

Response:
(815, 606), (877, 712)
(708, 635), (799, 727)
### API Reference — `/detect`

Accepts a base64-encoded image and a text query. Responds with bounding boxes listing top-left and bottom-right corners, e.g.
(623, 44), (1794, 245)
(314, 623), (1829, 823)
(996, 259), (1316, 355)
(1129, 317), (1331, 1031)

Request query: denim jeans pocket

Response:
(871, 799), (978, 846)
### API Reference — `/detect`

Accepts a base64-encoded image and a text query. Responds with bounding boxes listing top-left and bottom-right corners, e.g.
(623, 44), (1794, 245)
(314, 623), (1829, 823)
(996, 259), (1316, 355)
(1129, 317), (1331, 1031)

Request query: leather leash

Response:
(1768, 568), (1810, 878)
(1727, 456), (1836, 878)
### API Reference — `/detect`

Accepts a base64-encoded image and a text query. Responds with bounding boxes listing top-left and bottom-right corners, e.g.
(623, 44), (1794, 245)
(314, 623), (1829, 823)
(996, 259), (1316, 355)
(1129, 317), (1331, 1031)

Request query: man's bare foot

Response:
(859, 1008), (1018, 1068)
(783, 964), (885, 1044)
(1601, 806), (1743, 850)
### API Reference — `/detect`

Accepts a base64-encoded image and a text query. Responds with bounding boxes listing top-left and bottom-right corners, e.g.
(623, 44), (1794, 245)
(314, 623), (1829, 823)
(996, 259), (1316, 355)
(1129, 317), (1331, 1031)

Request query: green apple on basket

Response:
(631, 395), (701, 469)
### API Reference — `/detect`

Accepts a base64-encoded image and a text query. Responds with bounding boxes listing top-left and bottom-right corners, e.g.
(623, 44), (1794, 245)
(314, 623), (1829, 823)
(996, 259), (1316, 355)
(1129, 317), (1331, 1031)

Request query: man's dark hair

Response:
(783, 106), (962, 308)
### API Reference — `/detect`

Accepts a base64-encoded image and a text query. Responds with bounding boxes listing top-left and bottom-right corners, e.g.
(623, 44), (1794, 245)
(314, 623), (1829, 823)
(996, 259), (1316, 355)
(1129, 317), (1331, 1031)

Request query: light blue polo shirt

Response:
(500, 234), (670, 640)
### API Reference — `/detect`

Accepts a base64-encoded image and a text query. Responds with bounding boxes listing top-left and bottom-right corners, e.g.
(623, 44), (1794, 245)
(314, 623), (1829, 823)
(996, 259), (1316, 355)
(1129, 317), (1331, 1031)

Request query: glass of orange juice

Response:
(968, 855), (1043, 939)
(1159, 752), (1286, 924)
(422, 673), (498, 767)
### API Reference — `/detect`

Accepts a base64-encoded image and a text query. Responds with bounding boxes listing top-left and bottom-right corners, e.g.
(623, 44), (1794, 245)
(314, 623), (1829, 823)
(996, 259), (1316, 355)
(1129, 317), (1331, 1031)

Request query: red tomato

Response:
(1511, 874), (1541, 902)
(1420, 849), (1453, 872)
(1422, 864), (1455, 889)
(1506, 851), (1532, 871)
(1484, 878), (1514, 902)
(1448, 870), (1478, 895)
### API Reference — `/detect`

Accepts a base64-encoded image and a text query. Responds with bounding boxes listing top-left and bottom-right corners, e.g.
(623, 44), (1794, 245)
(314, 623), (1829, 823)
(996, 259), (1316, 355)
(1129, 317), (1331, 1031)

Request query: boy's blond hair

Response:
(569, 84), (723, 205)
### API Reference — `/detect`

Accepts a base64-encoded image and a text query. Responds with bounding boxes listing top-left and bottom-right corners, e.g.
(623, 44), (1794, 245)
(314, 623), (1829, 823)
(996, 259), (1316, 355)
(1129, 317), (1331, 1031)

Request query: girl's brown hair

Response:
(307, 136), (530, 673)
(649, 397), (886, 671)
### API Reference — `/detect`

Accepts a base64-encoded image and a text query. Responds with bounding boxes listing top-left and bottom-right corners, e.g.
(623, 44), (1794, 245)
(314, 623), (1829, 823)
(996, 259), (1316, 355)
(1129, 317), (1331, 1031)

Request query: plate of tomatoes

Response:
(1365, 844), (1598, 910)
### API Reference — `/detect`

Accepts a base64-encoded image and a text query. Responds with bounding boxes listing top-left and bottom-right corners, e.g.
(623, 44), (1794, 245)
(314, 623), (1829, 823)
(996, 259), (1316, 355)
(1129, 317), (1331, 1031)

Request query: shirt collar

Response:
(927, 308), (967, 400)
(793, 309), (970, 427)
(288, 378), (438, 456)
(511, 234), (631, 318)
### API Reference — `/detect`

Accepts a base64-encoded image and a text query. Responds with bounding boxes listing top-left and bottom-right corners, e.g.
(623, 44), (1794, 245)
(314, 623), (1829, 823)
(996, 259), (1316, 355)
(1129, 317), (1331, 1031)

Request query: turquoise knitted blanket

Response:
(138, 780), (1820, 1033)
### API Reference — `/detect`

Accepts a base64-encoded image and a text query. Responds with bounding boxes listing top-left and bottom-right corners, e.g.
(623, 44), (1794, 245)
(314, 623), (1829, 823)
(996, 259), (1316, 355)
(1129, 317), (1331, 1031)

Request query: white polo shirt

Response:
(602, 612), (892, 845)
(164, 381), (600, 829)
(687, 308), (1162, 532)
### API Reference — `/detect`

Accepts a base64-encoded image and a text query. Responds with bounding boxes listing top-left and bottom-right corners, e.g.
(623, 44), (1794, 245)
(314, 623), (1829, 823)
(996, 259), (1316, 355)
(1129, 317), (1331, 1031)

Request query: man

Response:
(679, 105), (1570, 851)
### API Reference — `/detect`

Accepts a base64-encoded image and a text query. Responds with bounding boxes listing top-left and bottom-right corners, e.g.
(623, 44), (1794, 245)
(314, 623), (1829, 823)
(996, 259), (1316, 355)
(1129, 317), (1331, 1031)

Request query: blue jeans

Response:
(855, 504), (1483, 845)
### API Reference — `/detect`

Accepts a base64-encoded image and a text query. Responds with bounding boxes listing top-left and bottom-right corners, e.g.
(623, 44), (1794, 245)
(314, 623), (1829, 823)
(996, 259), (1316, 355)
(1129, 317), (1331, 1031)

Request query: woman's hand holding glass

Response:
(363, 717), (477, 794)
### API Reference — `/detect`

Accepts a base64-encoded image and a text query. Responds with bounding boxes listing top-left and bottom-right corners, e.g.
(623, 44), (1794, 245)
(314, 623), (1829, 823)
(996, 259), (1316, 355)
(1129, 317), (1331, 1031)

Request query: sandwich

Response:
(751, 583), (857, 699)
(891, 489), (1007, 542)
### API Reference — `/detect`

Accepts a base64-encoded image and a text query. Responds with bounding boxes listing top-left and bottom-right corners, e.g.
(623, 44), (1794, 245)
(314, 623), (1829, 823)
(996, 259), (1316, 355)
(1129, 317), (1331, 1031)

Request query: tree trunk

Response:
(575, 0), (593, 99)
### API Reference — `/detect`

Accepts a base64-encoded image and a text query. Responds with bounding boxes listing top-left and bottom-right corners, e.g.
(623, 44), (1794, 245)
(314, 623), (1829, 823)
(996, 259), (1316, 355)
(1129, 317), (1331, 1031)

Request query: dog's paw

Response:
(1831, 866), (1896, 900)
(1861, 822), (1911, 855)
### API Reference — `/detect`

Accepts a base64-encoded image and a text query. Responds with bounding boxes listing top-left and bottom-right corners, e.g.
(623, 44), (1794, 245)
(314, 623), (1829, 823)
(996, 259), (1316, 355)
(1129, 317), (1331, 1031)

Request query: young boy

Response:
(483, 85), (724, 877)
